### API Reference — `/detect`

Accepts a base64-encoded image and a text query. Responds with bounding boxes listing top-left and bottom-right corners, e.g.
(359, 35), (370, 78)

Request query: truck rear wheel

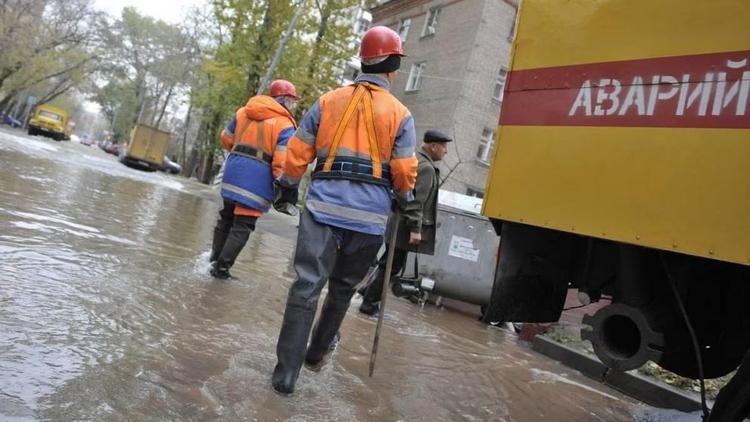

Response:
(583, 250), (750, 379)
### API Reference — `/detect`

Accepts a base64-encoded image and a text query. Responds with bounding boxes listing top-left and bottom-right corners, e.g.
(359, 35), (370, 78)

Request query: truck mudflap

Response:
(482, 221), (574, 324)
(707, 349), (750, 422)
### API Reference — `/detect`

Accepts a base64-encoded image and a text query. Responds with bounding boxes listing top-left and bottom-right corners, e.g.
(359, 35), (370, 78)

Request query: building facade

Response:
(371, 0), (517, 196)
(341, 5), (372, 85)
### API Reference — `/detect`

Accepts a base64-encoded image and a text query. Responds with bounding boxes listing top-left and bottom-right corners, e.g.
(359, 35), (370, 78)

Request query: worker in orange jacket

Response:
(208, 80), (300, 279)
(270, 26), (418, 395)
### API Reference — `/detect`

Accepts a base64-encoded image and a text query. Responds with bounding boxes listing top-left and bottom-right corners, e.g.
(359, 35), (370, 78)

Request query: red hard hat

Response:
(359, 26), (406, 59)
(269, 79), (300, 100)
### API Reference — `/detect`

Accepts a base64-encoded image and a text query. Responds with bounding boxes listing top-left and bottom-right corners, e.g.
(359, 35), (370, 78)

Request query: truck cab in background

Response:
(28, 104), (70, 141)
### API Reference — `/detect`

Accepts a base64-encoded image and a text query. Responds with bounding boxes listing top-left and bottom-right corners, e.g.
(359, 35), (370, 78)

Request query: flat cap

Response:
(423, 129), (452, 143)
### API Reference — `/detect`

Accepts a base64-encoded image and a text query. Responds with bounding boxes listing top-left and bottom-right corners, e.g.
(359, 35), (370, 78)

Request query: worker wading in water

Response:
(270, 26), (418, 395)
(208, 80), (300, 279)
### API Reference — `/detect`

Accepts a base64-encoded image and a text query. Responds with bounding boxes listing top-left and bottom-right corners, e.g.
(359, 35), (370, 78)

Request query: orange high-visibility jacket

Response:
(281, 74), (418, 235)
(220, 96), (297, 217)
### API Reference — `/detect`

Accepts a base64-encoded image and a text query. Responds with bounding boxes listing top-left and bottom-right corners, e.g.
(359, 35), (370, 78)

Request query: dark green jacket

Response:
(387, 149), (440, 255)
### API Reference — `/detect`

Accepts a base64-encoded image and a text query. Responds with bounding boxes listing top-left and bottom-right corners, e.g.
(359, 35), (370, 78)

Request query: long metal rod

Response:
(256, 0), (307, 96)
(369, 212), (401, 377)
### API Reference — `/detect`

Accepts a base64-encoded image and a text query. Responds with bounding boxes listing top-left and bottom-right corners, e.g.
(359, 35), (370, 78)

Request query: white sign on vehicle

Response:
(448, 235), (480, 262)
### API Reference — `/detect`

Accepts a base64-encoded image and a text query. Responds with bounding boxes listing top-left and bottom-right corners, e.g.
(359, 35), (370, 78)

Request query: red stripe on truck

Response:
(500, 50), (750, 128)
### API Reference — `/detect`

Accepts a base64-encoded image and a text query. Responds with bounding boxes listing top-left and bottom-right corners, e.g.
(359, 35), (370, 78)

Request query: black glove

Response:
(273, 181), (299, 216)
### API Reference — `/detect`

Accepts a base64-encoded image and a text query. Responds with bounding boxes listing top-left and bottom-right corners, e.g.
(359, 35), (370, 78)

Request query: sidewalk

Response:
(530, 290), (703, 412)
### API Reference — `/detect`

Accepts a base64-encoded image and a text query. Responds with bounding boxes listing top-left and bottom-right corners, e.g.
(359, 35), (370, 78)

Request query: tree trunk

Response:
(0, 88), (21, 112)
(3, 97), (18, 116)
(132, 72), (146, 126)
(301, 4), (331, 100)
(148, 81), (166, 126)
(0, 62), (23, 93)
(154, 85), (175, 128)
(200, 152), (215, 184)
(180, 96), (194, 174)
(38, 78), (73, 104)
(246, 3), (275, 96)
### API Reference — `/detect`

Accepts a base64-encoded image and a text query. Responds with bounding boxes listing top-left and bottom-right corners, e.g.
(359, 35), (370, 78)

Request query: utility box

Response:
(121, 124), (170, 172)
(405, 191), (498, 306)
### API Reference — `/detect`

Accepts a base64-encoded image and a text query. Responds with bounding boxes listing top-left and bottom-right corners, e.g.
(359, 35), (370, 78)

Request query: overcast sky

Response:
(94, 0), (207, 24)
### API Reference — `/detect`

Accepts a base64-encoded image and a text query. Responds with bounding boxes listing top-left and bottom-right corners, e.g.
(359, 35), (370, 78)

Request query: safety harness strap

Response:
(321, 83), (383, 182)
(231, 118), (275, 164)
(234, 118), (252, 145)
(362, 89), (382, 179)
(255, 120), (266, 160)
(313, 157), (391, 186)
(231, 144), (272, 164)
(324, 85), (367, 172)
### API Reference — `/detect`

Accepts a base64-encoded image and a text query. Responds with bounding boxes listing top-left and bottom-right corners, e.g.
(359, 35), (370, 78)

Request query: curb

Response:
(532, 335), (703, 412)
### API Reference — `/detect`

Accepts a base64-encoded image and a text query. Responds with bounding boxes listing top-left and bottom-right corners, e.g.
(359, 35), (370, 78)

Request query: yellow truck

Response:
(120, 124), (171, 172)
(482, 0), (749, 416)
(28, 104), (70, 141)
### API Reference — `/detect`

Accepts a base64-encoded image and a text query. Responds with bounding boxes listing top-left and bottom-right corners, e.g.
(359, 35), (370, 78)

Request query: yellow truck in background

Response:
(120, 124), (171, 172)
(28, 104), (71, 141)
(482, 0), (749, 415)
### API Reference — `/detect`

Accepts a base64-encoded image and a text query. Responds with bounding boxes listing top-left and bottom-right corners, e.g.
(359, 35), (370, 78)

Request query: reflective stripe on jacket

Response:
(281, 73), (418, 235)
(221, 95), (297, 213)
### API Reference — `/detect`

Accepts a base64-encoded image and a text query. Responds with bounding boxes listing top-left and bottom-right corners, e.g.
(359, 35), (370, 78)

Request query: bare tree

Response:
(0, 0), (102, 97)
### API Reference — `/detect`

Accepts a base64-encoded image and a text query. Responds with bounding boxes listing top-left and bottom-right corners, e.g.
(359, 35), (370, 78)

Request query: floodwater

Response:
(0, 128), (700, 421)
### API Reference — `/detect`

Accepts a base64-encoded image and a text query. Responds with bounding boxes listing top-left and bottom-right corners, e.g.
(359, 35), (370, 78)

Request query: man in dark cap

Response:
(359, 129), (451, 316)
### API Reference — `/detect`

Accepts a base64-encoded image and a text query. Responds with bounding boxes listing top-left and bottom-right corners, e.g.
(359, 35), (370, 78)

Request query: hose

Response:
(661, 253), (710, 420)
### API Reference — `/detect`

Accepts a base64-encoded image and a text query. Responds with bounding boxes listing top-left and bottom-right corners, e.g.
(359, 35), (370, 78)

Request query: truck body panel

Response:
(483, 0), (750, 266)
(124, 125), (170, 170)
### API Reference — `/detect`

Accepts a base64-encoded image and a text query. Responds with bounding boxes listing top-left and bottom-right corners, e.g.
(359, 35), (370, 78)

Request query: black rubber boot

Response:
(210, 200), (235, 263)
(707, 349), (750, 422)
(360, 267), (384, 315)
(212, 216), (256, 278)
(306, 278), (356, 369)
(272, 304), (315, 396)
(358, 300), (380, 317)
(209, 261), (232, 279)
(304, 332), (340, 372)
(209, 225), (231, 263)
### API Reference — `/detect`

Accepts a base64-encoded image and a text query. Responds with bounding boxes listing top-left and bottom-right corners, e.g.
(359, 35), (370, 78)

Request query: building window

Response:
(398, 18), (411, 42)
(344, 63), (359, 81)
(405, 62), (425, 92)
(421, 7), (440, 37)
(357, 17), (370, 36)
(492, 67), (507, 102)
(477, 128), (495, 163)
(466, 187), (484, 198)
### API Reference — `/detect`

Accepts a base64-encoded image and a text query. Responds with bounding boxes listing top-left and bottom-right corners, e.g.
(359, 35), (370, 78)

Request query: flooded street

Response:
(0, 128), (693, 421)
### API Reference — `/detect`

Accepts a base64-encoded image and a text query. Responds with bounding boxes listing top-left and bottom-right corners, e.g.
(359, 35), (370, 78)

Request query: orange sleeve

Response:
(282, 135), (316, 184)
(220, 129), (234, 151)
(389, 110), (418, 195)
(272, 148), (287, 179)
(390, 155), (418, 195)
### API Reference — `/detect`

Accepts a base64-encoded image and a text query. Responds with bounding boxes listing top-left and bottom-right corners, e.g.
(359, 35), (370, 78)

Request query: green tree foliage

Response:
(183, 0), (362, 182)
(1, 0), (369, 180)
(205, 0), (361, 114)
(296, 0), (364, 108)
(95, 7), (201, 140)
